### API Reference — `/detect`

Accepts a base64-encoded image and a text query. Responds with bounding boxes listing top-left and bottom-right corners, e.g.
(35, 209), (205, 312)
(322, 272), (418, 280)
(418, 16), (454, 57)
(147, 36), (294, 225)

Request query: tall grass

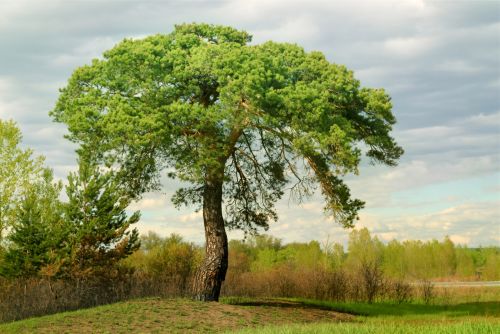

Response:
(0, 273), (193, 322)
(230, 321), (500, 334)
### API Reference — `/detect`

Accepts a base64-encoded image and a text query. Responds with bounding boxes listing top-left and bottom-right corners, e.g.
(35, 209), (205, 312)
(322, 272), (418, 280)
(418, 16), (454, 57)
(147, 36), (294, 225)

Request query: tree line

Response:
(224, 229), (499, 282)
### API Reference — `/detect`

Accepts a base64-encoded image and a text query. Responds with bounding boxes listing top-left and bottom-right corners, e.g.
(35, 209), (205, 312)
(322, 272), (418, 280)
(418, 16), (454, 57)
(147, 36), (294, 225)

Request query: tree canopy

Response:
(51, 23), (403, 234)
(51, 23), (403, 300)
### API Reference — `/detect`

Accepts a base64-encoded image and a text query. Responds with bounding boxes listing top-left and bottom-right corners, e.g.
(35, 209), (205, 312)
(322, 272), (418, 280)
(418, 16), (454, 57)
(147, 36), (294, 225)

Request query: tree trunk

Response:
(192, 177), (228, 301)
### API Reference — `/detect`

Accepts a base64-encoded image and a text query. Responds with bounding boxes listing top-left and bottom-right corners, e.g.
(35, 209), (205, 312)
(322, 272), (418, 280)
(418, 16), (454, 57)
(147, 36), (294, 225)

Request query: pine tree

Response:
(0, 169), (64, 278)
(64, 159), (140, 279)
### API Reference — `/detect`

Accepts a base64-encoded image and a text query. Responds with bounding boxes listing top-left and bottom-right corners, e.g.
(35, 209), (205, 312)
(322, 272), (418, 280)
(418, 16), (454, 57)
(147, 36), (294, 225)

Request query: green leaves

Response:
(0, 119), (46, 241)
(52, 23), (403, 233)
(64, 159), (140, 278)
(0, 169), (64, 278)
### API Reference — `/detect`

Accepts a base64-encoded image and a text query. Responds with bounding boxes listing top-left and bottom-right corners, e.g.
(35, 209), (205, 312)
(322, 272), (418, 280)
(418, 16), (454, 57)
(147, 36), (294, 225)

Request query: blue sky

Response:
(1, 0), (499, 246)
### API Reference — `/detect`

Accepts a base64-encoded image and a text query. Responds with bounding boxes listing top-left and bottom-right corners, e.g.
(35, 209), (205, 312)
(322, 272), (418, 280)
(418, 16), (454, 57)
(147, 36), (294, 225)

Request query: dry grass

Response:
(2, 296), (499, 334)
(0, 298), (354, 334)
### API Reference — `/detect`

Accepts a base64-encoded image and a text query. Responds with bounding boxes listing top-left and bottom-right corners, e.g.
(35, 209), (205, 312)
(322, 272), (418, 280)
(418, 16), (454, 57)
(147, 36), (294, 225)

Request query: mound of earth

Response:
(4, 297), (353, 333)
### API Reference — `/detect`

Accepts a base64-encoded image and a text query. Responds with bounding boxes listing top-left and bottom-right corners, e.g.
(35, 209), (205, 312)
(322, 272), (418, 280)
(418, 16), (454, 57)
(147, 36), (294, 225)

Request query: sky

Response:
(0, 0), (499, 247)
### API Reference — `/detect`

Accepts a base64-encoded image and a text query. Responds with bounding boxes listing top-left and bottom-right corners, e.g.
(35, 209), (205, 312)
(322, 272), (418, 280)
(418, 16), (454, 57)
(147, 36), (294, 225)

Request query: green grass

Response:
(0, 297), (498, 333)
(230, 321), (500, 334)
(291, 298), (500, 317)
(225, 297), (500, 334)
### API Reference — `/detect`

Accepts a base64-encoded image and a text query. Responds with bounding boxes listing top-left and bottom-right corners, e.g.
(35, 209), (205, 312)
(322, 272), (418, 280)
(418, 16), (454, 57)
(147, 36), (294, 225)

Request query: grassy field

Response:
(0, 297), (498, 333)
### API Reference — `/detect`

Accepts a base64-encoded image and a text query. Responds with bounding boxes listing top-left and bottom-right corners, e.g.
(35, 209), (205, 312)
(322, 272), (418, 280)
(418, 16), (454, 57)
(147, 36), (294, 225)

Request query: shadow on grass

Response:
(222, 297), (500, 318)
(296, 300), (500, 318)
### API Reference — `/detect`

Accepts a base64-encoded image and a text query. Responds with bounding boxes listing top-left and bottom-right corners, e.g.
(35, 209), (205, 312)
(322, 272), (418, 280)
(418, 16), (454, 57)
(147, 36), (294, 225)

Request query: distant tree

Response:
(51, 23), (403, 301)
(323, 241), (345, 270)
(63, 159), (140, 279)
(482, 248), (500, 280)
(383, 240), (406, 279)
(278, 241), (324, 270)
(227, 240), (252, 274)
(455, 245), (475, 278)
(436, 237), (457, 277)
(346, 228), (385, 302)
(346, 228), (384, 268)
(0, 119), (45, 242)
(0, 169), (64, 278)
(123, 232), (201, 295)
(249, 235), (283, 252)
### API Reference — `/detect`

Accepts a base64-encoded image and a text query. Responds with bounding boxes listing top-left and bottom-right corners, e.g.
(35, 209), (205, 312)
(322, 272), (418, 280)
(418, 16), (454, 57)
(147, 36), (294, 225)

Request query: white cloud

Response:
(179, 211), (202, 223)
(136, 222), (204, 242)
(0, 0), (498, 248)
(50, 36), (119, 68)
(129, 197), (169, 211)
(449, 234), (470, 245)
(380, 201), (499, 245)
(0, 0), (29, 29)
(384, 36), (435, 57)
(252, 16), (320, 44)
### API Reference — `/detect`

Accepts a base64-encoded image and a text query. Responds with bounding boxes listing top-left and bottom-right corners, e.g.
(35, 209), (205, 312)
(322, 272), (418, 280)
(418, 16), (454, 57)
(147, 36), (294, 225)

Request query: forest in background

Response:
(2, 227), (499, 322)
(128, 228), (500, 285)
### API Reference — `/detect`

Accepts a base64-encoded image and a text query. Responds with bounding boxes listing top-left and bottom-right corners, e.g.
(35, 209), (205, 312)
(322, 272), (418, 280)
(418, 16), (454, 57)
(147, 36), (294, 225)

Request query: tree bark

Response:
(192, 177), (228, 301)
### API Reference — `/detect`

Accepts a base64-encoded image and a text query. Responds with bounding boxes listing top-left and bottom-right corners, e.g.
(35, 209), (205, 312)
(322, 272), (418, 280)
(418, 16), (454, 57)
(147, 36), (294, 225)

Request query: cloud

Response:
(50, 37), (119, 68)
(179, 211), (203, 223)
(384, 36), (435, 57)
(129, 197), (170, 211)
(0, 0), (498, 246)
(136, 222), (204, 242)
(343, 201), (499, 246)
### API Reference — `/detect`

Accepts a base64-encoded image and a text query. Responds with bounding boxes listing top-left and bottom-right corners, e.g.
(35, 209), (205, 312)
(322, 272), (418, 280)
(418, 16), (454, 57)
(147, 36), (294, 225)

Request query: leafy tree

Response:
(323, 241), (345, 270)
(125, 232), (201, 294)
(0, 119), (45, 242)
(51, 23), (403, 300)
(0, 169), (64, 278)
(227, 240), (252, 274)
(481, 247), (500, 280)
(346, 228), (384, 269)
(382, 240), (406, 279)
(455, 245), (475, 278)
(63, 159), (140, 279)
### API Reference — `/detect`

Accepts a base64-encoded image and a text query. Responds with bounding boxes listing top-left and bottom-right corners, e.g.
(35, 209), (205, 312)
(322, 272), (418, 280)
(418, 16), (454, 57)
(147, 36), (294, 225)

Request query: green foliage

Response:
(481, 248), (500, 280)
(0, 122), (141, 280)
(0, 170), (64, 278)
(0, 119), (45, 241)
(226, 230), (499, 283)
(125, 232), (201, 279)
(51, 23), (403, 233)
(382, 240), (406, 279)
(345, 228), (384, 270)
(63, 159), (140, 279)
(454, 246), (475, 278)
(323, 241), (345, 270)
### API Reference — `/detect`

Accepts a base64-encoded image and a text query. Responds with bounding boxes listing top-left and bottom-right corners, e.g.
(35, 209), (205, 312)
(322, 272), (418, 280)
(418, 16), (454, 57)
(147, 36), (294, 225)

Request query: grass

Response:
(291, 298), (500, 317)
(230, 321), (500, 334)
(0, 296), (498, 333)
(226, 297), (500, 334)
(0, 297), (351, 333)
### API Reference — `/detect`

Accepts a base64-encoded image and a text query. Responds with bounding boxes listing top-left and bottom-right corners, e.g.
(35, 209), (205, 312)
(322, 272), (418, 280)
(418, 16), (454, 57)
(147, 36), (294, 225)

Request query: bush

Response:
(360, 261), (384, 303)
(420, 279), (434, 305)
(389, 280), (413, 304)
